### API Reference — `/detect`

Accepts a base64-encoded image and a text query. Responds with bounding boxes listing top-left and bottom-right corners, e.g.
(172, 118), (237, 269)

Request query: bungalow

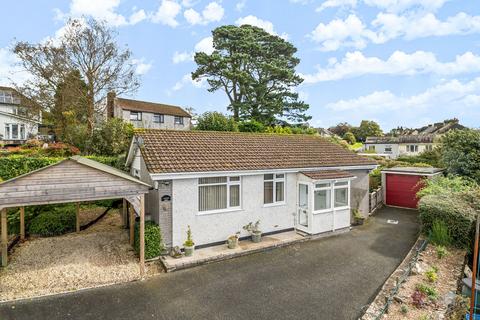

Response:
(126, 130), (377, 248)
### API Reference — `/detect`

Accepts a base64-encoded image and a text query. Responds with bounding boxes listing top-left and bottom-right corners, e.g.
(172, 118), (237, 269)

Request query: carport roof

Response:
(381, 167), (444, 175)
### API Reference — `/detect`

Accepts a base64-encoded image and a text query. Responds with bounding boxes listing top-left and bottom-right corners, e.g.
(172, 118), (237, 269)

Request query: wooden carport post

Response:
(129, 203), (135, 246)
(140, 194), (145, 277)
(1, 209), (7, 267)
(76, 202), (80, 233)
(122, 199), (127, 228)
(20, 207), (25, 241)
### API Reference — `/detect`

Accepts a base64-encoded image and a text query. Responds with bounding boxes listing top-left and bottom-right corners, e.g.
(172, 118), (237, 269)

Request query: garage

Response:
(381, 167), (444, 209)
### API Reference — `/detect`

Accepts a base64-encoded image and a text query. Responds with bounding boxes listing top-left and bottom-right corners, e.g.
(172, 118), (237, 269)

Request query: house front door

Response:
(297, 183), (309, 232)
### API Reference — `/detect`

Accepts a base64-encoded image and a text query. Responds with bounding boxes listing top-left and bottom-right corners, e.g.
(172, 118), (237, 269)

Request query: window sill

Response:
(263, 202), (286, 208)
(197, 208), (243, 216)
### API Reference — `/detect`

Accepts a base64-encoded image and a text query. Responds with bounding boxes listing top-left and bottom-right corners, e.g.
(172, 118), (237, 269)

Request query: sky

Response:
(0, 0), (479, 131)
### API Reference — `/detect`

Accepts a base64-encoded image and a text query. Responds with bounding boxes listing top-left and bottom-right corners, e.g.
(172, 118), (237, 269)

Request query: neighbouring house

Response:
(363, 119), (465, 159)
(315, 127), (334, 137)
(126, 129), (377, 248)
(106, 92), (191, 130)
(0, 86), (41, 145)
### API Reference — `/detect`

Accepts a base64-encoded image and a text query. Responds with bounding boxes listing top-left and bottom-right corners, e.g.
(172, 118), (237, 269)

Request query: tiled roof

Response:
(116, 98), (191, 118)
(135, 129), (377, 174)
(301, 170), (355, 180)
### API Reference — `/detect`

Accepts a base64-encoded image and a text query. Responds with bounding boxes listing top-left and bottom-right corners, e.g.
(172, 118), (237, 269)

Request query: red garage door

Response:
(386, 174), (424, 209)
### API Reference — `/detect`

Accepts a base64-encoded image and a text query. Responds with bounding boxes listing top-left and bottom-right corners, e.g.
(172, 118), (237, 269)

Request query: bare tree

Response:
(13, 18), (139, 133)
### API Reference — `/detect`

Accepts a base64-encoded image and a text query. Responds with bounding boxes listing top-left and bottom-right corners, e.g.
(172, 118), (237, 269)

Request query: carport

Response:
(381, 166), (443, 209)
(0, 156), (151, 275)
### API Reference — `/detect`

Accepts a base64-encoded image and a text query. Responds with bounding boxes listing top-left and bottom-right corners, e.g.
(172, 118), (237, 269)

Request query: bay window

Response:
(314, 183), (331, 211)
(264, 173), (285, 205)
(198, 176), (241, 212)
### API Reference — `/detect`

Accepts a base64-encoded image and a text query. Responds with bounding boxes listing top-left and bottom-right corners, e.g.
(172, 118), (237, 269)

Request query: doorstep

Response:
(161, 228), (349, 272)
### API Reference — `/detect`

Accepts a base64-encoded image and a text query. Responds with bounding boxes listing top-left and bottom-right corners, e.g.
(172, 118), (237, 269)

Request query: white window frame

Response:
(406, 144), (418, 152)
(384, 145), (392, 153)
(263, 173), (286, 207)
(313, 180), (350, 214)
(368, 145), (376, 151)
(4, 123), (26, 140)
(174, 116), (184, 125)
(198, 176), (242, 215)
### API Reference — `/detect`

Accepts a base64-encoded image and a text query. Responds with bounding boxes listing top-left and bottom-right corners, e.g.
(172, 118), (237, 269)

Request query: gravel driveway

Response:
(0, 207), (419, 320)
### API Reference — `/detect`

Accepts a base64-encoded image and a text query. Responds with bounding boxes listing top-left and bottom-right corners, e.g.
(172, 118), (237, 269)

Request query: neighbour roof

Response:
(116, 97), (191, 118)
(301, 170), (355, 180)
(381, 166), (444, 175)
(134, 129), (377, 174)
(365, 135), (435, 144)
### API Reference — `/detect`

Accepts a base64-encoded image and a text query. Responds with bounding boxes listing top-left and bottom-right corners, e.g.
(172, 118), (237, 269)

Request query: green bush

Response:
(28, 204), (76, 236)
(419, 194), (476, 249)
(134, 221), (163, 260)
(417, 175), (477, 198)
(195, 111), (238, 132)
(238, 120), (265, 133)
(85, 155), (126, 171)
(429, 220), (452, 247)
(436, 245), (448, 259)
(0, 155), (62, 181)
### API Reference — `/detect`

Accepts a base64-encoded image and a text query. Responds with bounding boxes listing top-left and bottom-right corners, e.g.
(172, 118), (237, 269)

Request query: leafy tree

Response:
(87, 118), (134, 156)
(441, 129), (480, 183)
(195, 111), (238, 131)
(351, 120), (383, 142)
(192, 25), (310, 125)
(328, 122), (352, 137)
(265, 126), (293, 134)
(343, 131), (356, 144)
(238, 120), (265, 132)
(14, 18), (139, 133)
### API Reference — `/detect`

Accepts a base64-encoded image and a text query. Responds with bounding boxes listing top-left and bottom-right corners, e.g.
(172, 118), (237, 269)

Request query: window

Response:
(264, 173), (285, 205)
(130, 111), (142, 121)
(368, 145), (376, 151)
(406, 144), (418, 152)
(198, 176), (241, 212)
(174, 116), (184, 125)
(334, 181), (349, 208)
(153, 113), (164, 123)
(4, 124), (25, 140)
(0, 91), (17, 104)
(384, 146), (392, 153)
(425, 145), (433, 151)
(314, 183), (331, 211)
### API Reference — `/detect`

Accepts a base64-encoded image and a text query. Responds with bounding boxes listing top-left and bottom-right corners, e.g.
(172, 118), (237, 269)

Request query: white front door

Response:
(297, 183), (309, 232)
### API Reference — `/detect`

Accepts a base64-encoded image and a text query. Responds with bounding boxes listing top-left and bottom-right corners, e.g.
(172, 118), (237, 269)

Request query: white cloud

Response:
(55, 0), (146, 26)
(310, 12), (480, 51)
(172, 73), (206, 91)
(235, 15), (288, 39)
(151, 0), (182, 27)
(131, 58), (152, 75)
(236, 0), (247, 11)
(326, 77), (480, 112)
(302, 51), (480, 83)
(172, 51), (193, 64)
(194, 36), (214, 54)
(184, 2), (224, 25)
(315, 0), (449, 13)
(0, 48), (30, 86)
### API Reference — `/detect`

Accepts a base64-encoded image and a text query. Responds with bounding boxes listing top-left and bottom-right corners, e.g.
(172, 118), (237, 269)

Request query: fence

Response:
(369, 187), (383, 214)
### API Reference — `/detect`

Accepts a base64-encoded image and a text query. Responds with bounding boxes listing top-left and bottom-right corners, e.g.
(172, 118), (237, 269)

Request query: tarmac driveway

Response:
(0, 207), (419, 320)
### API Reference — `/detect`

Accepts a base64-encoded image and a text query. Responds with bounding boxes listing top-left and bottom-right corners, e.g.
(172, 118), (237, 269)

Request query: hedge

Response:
(0, 154), (125, 181)
(28, 204), (76, 236)
(134, 221), (163, 259)
(418, 194), (477, 249)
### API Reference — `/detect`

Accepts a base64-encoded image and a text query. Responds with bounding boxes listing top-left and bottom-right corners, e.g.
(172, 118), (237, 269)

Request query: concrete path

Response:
(0, 207), (419, 320)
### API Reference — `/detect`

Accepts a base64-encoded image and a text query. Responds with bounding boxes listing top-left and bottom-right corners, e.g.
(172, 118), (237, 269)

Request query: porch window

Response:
(264, 173), (285, 205)
(198, 176), (241, 212)
(334, 181), (349, 208)
(314, 183), (331, 211)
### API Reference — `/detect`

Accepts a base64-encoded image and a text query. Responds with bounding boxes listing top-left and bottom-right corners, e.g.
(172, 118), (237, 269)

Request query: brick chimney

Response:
(106, 91), (116, 118)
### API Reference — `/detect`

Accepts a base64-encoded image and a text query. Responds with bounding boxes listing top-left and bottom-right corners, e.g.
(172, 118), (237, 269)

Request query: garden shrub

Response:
(0, 155), (62, 181)
(419, 194), (476, 249)
(134, 221), (163, 260)
(28, 204), (76, 236)
(429, 220), (452, 247)
(417, 175), (477, 199)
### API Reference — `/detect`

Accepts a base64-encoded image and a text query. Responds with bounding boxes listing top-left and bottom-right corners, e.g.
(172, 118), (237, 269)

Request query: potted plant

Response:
(352, 209), (365, 226)
(227, 232), (240, 249)
(243, 220), (262, 243)
(183, 225), (195, 257)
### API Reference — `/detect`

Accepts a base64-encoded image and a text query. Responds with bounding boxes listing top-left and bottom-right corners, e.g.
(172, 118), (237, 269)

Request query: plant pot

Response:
(354, 217), (365, 225)
(184, 245), (195, 257)
(227, 237), (239, 249)
(251, 232), (262, 243)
